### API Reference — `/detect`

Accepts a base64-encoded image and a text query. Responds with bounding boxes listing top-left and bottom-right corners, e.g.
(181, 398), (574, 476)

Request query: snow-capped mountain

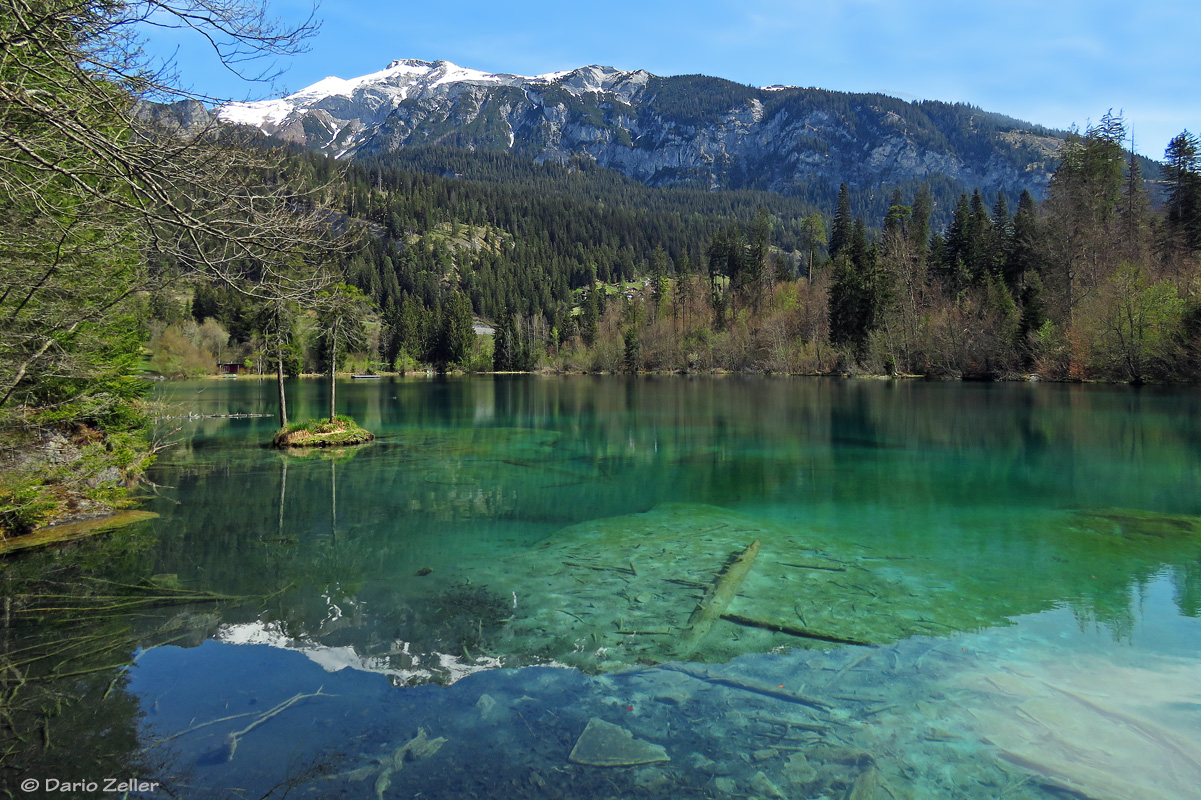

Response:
(218, 59), (652, 159)
(213, 58), (1065, 200)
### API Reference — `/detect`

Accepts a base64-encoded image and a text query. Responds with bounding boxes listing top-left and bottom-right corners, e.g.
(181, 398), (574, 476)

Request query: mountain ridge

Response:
(213, 58), (1070, 206)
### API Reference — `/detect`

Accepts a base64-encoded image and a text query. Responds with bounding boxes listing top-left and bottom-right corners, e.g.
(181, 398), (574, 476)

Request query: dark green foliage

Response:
(641, 75), (759, 126)
(1006, 191), (1040, 290)
(828, 219), (891, 353)
(829, 184), (853, 261)
(883, 189), (910, 237)
(492, 313), (519, 371)
(1164, 131), (1201, 252)
(434, 291), (475, 371)
(623, 327), (640, 373)
(580, 286), (600, 347)
(909, 184), (933, 269)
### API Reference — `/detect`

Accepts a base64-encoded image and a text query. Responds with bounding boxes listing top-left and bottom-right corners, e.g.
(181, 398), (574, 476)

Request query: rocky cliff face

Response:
(217, 59), (1065, 200)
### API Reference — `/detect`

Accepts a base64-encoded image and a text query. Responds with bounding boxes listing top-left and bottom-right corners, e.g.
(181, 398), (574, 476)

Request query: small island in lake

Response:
(271, 415), (375, 448)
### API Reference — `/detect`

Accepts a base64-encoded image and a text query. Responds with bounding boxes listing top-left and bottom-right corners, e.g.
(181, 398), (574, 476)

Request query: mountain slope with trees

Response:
(175, 111), (1198, 389)
(214, 58), (1087, 217)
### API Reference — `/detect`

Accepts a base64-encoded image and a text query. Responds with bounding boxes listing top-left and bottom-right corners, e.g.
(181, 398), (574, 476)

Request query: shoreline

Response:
(160, 370), (1172, 386)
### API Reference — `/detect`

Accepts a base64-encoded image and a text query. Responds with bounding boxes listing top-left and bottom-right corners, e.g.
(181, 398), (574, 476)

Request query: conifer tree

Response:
(1118, 149), (1153, 265)
(435, 292), (475, 371)
(829, 184), (853, 261)
(909, 183), (933, 272)
(1163, 131), (1201, 252)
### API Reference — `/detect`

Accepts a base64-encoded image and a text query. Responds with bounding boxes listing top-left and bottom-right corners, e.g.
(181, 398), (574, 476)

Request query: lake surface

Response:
(14, 376), (1201, 799)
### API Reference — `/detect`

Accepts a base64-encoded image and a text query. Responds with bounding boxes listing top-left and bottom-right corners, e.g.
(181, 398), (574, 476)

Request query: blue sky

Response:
(149, 0), (1198, 158)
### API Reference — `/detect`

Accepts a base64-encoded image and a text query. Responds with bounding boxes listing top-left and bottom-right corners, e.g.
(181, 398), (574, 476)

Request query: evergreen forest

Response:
(170, 115), (1201, 387)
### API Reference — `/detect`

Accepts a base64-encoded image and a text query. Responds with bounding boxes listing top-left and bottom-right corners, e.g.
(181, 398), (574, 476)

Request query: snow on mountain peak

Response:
(214, 59), (650, 143)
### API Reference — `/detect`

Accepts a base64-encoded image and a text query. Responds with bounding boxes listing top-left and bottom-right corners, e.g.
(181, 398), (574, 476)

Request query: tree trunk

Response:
(276, 353), (288, 428)
(328, 321), (337, 422)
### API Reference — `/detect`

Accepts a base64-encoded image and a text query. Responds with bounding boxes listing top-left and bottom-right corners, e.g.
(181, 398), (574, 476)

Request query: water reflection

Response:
(144, 377), (1201, 668)
(125, 576), (1201, 799)
(108, 376), (1201, 796)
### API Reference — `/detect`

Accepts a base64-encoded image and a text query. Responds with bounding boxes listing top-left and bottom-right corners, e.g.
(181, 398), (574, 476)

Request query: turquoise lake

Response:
(18, 376), (1201, 799)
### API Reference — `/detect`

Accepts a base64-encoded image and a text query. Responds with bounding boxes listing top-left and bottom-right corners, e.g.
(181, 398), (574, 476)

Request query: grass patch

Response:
(271, 415), (375, 448)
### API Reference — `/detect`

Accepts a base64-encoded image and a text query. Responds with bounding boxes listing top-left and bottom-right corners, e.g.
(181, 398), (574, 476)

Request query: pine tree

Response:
(989, 193), (1013, 279)
(883, 189), (910, 237)
(650, 245), (670, 317)
(435, 292), (475, 371)
(492, 312), (512, 370)
(829, 183), (853, 261)
(741, 208), (771, 309)
(1118, 149), (1153, 265)
(909, 184), (933, 271)
(1005, 190), (1040, 290)
(1164, 131), (1201, 252)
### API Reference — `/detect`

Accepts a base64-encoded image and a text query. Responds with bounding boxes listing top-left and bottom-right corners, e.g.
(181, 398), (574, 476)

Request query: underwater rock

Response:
(783, 753), (818, 786)
(568, 717), (670, 766)
(750, 770), (787, 799)
(633, 767), (671, 791)
(402, 728), (448, 761)
(846, 765), (879, 800)
(156, 610), (220, 648)
(475, 693), (503, 722)
(713, 776), (739, 794)
(148, 573), (182, 589)
(652, 686), (692, 706)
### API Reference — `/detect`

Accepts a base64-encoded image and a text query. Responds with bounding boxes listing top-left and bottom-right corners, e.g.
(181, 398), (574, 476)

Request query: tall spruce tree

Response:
(829, 183), (854, 262)
(1164, 131), (1201, 252)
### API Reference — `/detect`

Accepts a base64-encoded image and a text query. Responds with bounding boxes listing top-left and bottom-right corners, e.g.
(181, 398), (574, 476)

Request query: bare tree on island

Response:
(317, 284), (369, 423)
(0, 0), (340, 533)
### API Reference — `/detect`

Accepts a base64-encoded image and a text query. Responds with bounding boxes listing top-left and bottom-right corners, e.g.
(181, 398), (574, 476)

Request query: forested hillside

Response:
(168, 111), (1200, 388)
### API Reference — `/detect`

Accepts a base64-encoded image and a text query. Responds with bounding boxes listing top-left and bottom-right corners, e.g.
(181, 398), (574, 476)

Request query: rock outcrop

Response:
(216, 59), (1065, 201)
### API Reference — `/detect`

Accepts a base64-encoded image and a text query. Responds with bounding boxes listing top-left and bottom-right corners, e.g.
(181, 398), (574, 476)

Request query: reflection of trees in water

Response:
(0, 530), (184, 790)
(133, 377), (1201, 677)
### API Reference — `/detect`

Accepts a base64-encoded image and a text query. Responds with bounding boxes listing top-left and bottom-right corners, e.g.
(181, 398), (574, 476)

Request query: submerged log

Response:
(677, 540), (760, 657)
(659, 662), (833, 712)
(719, 613), (875, 647)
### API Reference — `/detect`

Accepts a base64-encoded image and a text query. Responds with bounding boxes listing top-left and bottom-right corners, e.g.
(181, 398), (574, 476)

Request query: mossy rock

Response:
(272, 417), (375, 448)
